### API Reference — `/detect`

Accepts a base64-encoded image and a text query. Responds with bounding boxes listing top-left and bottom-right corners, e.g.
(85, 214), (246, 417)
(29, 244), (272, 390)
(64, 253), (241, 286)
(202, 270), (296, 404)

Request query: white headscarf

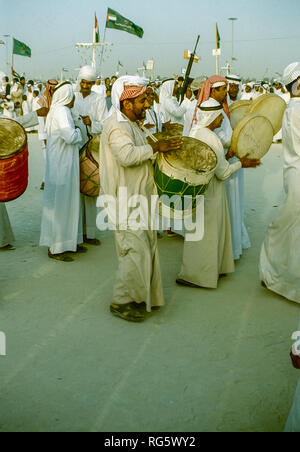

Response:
(75, 65), (97, 92)
(159, 80), (176, 106)
(45, 82), (74, 134)
(282, 62), (300, 86)
(192, 99), (223, 130)
(226, 74), (241, 86)
(110, 75), (149, 115)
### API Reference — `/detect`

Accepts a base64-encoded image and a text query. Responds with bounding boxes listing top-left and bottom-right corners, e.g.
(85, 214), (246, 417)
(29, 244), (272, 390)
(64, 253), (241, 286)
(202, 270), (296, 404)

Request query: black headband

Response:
(199, 105), (223, 111)
(226, 76), (241, 82)
(52, 81), (72, 95)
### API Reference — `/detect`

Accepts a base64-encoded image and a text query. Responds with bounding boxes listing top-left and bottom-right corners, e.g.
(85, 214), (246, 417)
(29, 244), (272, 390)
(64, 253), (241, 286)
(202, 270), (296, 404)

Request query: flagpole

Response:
(99, 25), (107, 75)
(11, 36), (14, 77)
(92, 15), (96, 70)
(216, 54), (220, 75)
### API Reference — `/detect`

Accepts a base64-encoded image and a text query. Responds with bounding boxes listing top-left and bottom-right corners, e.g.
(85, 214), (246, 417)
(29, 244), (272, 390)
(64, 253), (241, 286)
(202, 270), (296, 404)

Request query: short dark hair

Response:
(178, 76), (184, 82)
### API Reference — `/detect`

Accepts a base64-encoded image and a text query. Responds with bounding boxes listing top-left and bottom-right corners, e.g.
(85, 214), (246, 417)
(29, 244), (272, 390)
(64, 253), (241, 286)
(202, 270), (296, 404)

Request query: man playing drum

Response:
(100, 76), (182, 322)
(196, 75), (251, 261)
(177, 98), (260, 289)
(0, 106), (49, 251)
(73, 66), (108, 247)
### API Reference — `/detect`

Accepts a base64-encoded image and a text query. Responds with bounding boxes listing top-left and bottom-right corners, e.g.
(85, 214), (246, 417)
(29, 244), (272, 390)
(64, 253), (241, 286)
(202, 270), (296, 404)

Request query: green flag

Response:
(13, 38), (31, 57)
(216, 24), (221, 49)
(106, 8), (144, 39)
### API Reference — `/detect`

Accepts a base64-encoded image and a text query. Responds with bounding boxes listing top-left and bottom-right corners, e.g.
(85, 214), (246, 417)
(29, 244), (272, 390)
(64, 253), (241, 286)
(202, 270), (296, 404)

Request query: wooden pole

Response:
(216, 54), (220, 75)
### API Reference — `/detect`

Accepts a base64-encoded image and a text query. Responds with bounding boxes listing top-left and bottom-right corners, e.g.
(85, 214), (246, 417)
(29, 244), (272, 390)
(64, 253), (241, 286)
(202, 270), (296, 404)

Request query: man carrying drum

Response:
(100, 76), (183, 323)
(196, 75), (251, 261)
(177, 98), (260, 289)
(0, 106), (49, 251)
(73, 66), (108, 247)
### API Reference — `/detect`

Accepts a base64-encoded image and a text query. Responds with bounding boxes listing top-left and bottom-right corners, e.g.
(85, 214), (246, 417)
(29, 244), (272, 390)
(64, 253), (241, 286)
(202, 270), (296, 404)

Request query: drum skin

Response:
(231, 114), (274, 160)
(0, 118), (28, 202)
(80, 137), (100, 198)
(246, 93), (287, 135)
(229, 100), (252, 129)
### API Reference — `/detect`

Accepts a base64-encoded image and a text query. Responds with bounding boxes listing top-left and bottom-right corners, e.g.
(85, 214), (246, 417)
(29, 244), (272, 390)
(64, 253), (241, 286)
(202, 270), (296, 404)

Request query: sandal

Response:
(110, 302), (145, 323)
(83, 236), (101, 246)
(48, 250), (74, 262)
(0, 244), (16, 251)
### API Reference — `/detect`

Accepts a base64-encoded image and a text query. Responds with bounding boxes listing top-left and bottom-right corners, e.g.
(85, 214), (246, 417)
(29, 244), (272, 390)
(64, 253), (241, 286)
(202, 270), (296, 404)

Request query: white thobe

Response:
(0, 203), (15, 248)
(215, 99), (251, 260)
(26, 92), (33, 111)
(73, 92), (108, 239)
(40, 106), (83, 254)
(100, 112), (164, 312)
(183, 99), (197, 137)
(240, 92), (253, 101)
(260, 98), (300, 303)
(144, 107), (162, 135)
(273, 91), (290, 142)
(3, 101), (15, 119)
(178, 127), (241, 288)
(22, 101), (34, 132)
(92, 84), (106, 97)
(160, 97), (191, 125)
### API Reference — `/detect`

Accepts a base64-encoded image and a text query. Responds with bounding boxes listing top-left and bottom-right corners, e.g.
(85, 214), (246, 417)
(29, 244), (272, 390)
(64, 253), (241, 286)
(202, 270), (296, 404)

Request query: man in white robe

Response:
(182, 77), (206, 137)
(40, 82), (83, 262)
(177, 99), (259, 289)
(100, 76), (183, 322)
(0, 203), (15, 250)
(240, 84), (253, 101)
(0, 107), (50, 251)
(260, 62), (300, 304)
(143, 86), (163, 134)
(73, 66), (108, 246)
(92, 78), (106, 97)
(226, 74), (242, 105)
(159, 80), (191, 125)
(196, 75), (251, 260)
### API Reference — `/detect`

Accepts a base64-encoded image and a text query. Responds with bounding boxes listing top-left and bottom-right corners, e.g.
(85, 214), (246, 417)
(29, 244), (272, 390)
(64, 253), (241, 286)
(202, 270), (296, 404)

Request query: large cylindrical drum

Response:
(0, 118), (28, 202)
(154, 137), (217, 219)
(80, 136), (100, 198)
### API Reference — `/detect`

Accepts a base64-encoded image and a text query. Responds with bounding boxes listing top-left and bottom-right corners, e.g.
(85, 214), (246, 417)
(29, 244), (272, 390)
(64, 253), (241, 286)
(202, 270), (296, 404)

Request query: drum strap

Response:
(79, 125), (93, 157)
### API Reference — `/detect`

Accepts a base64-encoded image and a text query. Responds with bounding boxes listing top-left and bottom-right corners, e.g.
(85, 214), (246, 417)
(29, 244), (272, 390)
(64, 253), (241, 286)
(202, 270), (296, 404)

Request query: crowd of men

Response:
(0, 63), (300, 430)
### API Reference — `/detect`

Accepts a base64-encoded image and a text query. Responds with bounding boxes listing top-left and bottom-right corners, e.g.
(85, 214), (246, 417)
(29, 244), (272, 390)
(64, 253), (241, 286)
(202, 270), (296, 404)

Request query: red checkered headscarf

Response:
(193, 75), (230, 125)
(120, 85), (147, 101)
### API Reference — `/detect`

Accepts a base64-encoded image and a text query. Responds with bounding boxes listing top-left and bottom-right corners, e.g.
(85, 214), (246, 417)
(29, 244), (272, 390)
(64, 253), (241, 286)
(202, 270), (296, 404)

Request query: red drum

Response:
(0, 118), (28, 202)
(80, 136), (100, 198)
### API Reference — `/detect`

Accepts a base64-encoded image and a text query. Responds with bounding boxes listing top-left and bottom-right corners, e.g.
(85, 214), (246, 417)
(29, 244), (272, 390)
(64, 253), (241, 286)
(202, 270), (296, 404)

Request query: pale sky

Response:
(0, 0), (299, 81)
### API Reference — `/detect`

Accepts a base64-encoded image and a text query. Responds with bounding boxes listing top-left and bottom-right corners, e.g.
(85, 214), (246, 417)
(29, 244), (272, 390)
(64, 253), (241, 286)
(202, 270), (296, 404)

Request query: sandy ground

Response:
(0, 134), (299, 433)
